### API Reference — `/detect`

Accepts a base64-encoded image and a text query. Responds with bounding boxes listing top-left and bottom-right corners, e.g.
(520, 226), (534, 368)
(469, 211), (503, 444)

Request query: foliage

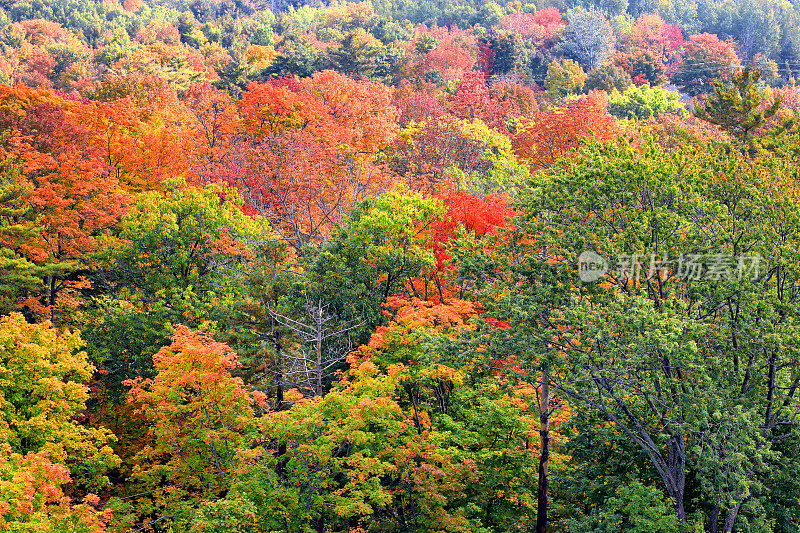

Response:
(120, 326), (264, 528)
(0, 451), (111, 532)
(608, 83), (685, 120)
(513, 91), (619, 169)
(0, 313), (119, 491)
(479, 139), (800, 529)
(694, 66), (782, 150)
(557, 7), (615, 70)
(671, 32), (739, 96)
(585, 63), (633, 93)
(545, 58), (587, 98)
(3, 0), (800, 531)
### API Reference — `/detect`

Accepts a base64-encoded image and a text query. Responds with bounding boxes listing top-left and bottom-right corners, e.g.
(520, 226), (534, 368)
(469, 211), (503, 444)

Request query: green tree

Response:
(0, 179), (41, 315)
(695, 66), (782, 150)
(608, 83), (685, 120)
(477, 140), (800, 531)
(87, 180), (262, 389)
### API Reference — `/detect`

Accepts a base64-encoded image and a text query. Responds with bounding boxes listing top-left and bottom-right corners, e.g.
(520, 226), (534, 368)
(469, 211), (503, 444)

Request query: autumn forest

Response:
(3, 0), (800, 531)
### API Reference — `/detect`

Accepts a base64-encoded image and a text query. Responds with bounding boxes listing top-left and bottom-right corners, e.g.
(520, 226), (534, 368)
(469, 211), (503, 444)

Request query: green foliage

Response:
(476, 138), (800, 528)
(87, 180), (262, 389)
(190, 497), (259, 533)
(0, 179), (42, 314)
(598, 482), (683, 532)
(608, 83), (686, 120)
(268, 34), (324, 78)
(695, 66), (782, 149)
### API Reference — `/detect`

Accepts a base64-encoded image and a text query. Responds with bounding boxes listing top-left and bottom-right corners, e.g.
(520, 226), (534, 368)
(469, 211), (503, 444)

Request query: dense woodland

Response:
(4, 0), (800, 531)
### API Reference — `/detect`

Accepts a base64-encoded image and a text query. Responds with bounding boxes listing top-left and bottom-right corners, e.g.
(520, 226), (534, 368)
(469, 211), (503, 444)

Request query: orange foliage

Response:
(0, 86), (130, 313)
(419, 27), (476, 83)
(232, 71), (399, 252)
(0, 451), (111, 532)
(513, 91), (619, 169)
(125, 326), (263, 494)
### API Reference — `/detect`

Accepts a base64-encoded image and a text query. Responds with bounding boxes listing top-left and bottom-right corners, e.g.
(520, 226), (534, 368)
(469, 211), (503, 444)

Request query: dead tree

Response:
(266, 298), (363, 397)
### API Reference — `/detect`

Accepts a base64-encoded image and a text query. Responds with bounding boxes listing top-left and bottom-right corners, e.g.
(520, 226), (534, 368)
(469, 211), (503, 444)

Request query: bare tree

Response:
(557, 7), (615, 71)
(266, 298), (364, 397)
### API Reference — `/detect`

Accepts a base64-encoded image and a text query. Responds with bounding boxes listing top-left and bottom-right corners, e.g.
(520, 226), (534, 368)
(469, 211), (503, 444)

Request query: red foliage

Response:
(449, 70), (490, 121)
(477, 41), (495, 76)
(232, 72), (399, 253)
(423, 27), (476, 83)
(395, 90), (446, 125)
(406, 188), (516, 300)
(0, 86), (130, 313)
(533, 6), (565, 33)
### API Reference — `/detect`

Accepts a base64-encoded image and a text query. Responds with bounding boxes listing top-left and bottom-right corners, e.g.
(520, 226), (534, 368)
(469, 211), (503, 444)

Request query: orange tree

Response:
(512, 92), (619, 170)
(114, 326), (266, 531)
(0, 86), (130, 320)
(233, 71), (398, 256)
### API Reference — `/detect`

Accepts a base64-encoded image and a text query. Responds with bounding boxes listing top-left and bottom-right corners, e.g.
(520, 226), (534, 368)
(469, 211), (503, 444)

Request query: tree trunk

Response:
(536, 369), (550, 533)
(723, 499), (743, 533)
(315, 328), (323, 397)
(709, 503), (720, 533)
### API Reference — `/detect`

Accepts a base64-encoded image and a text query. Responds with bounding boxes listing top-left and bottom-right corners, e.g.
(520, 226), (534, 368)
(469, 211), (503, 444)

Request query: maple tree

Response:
(621, 14), (684, 66)
(671, 33), (740, 96)
(0, 451), (111, 532)
(232, 71), (398, 255)
(0, 86), (130, 318)
(120, 326), (265, 529)
(389, 115), (492, 191)
(512, 91), (619, 170)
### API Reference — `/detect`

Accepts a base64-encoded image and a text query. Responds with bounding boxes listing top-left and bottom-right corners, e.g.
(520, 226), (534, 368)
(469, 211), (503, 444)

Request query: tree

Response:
(479, 139), (800, 531)
(234, 72), (398, 255)
(0, 86), (130, 319)
(0, 313), (120, 492)
(0, 178), (42, 315)
(267, 34), (323, 78)
(608, 83), (685, 120)
(121, 326), (265, 529)
(389, 116), (492, 191)
(512, 91), (619, 169)
(695, 66), (782, 150)
(613, 49), (666, 86)
(621, 13), (684, 65)
(231, 360), (478, 533)
(327, 28), (382, 77)
(671, 33), (739, 96)
(557, 7), (615, 71)
(585, 63), (633, 93)
(0, 451), (112, 532)
(544, 58), (587, 98)
(89, 180), (261, 389)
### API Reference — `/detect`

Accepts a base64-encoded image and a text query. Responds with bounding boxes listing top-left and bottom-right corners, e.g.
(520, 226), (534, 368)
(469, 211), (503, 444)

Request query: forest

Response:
(2, 0), (800, 531)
